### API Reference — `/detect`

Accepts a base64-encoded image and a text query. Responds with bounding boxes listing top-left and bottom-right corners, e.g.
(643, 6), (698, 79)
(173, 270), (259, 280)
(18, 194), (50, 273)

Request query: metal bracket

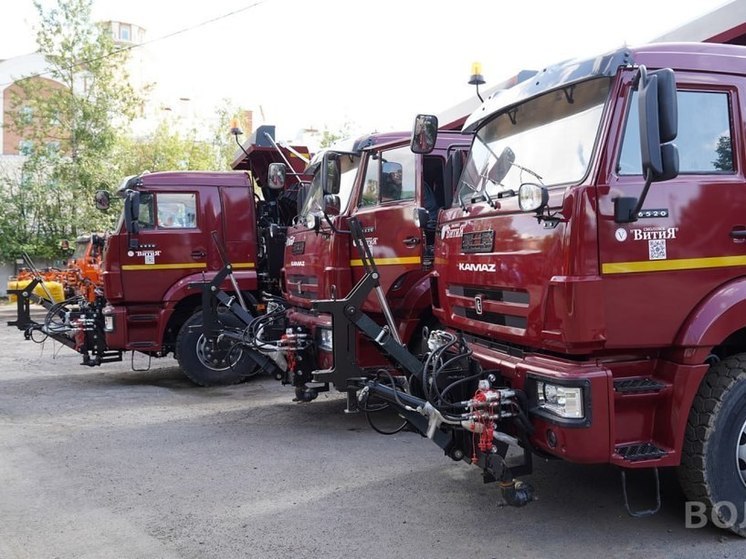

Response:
(621, 467), (661, 518)
(310, 217), (423, 389)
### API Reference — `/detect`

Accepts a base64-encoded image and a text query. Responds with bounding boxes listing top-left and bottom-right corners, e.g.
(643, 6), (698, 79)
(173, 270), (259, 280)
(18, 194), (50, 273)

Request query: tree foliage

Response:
(319, 122), (354, 149)
(114, 121), (223, 177)
(0, 0), (139, 260)
(713, 135), (732, 172)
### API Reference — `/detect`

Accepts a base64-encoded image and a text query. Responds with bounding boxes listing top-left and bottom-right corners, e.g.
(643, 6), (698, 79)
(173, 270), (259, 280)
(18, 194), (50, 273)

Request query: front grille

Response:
(449, 285), (529, 305)
(287, 274), (319, 299)
(447, 284), (529, 332)
(454, 307), (527, 328)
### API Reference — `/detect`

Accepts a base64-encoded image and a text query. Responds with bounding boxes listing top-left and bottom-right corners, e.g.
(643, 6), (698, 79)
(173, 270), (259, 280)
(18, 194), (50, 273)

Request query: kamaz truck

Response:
(196, 127), (473, 401)
(323, 42), (746, 536)
(10, 126), (310, 386)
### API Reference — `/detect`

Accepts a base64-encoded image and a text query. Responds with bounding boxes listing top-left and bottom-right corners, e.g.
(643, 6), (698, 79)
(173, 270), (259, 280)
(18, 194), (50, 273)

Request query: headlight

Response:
(518, 182), (549, 212)
(318, 328), (333, 351)
(104, 314), (114, 332)
(305, 213), (319, 230)
(536, 380), (584, 419)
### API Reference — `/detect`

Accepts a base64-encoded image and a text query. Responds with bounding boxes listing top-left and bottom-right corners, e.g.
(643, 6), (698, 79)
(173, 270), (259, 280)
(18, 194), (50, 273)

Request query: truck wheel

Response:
(176, 309), (258, 387)
(678, 353), (746, 537)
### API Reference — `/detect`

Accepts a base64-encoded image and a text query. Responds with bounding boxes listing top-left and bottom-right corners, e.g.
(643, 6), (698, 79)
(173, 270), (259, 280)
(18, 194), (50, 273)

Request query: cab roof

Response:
(116, 170), (250, 194)
(463, 42), (746, 133)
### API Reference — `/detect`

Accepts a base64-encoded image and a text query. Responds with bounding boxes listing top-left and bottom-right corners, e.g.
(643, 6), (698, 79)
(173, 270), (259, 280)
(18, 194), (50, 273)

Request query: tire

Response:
(175, 309), (258, 387)
(678, 353), (746, 537)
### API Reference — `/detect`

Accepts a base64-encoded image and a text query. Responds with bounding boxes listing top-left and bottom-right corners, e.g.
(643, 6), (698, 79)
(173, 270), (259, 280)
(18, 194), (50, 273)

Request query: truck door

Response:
(599, 73), (744, 346)
(351, 146), (422, 308)
(120, 190), (215, 303)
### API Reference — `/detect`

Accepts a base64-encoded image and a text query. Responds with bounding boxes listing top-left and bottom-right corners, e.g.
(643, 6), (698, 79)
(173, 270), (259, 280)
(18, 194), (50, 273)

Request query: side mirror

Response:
(411, 114), (438, 154)
(323, 194), (341, 216)
(94, 190), (111, 211)
(59, 239), (70, 251)
(123, 189), (140, 235)
(489, 147), (516, 184)
(304, 213), (321, 233)
(518, 182), (549, 213)
(638, 67), (678, 182)
(321, 152), (341, 195)
(615, 66), (679, 223)
(268, 163), (286, 190)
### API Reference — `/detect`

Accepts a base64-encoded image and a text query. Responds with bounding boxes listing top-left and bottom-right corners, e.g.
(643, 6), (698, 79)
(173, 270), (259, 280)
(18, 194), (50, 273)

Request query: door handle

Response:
(403, 236), (420, 247)
(730, 227), (746, 239)
(191, 250), (206, 258)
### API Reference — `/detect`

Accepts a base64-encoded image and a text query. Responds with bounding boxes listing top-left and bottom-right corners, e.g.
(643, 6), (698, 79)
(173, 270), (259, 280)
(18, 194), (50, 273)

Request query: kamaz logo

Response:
(474, 295), (484, 315)
(458, 262), (496, 272)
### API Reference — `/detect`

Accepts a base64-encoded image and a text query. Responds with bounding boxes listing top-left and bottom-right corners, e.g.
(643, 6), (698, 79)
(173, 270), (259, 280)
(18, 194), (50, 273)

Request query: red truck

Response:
(330, 42), (746, 535)
(198, 128), (473, 401)
(11, 126), (310, 386)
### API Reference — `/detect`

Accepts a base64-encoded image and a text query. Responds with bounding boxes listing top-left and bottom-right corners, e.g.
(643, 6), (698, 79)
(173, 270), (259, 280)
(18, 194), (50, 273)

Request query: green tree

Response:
(212, 100), (254, 170)
(112, 101), (253, 179)
(319, 122), (354, 149)
(1, 0), (140, 260)
(114, 120), (223, 177)
(713, 135), (732, 171)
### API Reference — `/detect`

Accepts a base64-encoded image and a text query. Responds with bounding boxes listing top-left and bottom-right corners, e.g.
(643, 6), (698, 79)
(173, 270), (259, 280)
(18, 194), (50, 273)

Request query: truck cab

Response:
(420, 42), (746, 532)
(101, 128), (310, 386)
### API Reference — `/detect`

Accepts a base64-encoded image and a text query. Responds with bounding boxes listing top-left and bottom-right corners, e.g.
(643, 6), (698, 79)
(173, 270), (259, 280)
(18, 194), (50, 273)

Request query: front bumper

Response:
(467, 336), (612, 464)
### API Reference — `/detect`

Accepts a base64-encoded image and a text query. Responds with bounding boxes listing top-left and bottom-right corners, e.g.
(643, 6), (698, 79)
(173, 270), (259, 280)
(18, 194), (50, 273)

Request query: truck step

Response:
(99, 351), (123, 363)
(613, 377), (666, 394)
(615, 442), (668, 462)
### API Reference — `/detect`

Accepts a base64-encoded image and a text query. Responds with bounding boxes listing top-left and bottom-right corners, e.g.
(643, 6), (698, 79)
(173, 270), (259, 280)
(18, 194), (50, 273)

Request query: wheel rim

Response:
(195, 334), (243, 372)
(737, 417), (746, 488)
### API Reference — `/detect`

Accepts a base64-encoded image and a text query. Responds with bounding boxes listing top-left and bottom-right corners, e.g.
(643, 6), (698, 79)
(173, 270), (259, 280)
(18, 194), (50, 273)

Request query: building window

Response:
(120, 24), (131, 42)
(18, 140), (34, 156)
(20, 106), (33, 125)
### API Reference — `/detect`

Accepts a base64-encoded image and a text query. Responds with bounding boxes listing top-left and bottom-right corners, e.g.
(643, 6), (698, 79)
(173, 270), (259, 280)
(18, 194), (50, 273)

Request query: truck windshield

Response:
(455, 77), (611, 206)
(301, 152), (360, 217)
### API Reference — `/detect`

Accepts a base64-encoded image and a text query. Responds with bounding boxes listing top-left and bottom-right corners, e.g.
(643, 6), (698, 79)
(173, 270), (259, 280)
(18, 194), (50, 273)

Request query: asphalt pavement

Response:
(0, 303), (741, 558)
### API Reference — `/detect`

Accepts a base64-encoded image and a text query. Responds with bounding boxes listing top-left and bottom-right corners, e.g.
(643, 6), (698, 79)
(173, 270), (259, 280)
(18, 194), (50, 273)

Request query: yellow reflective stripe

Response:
(122, 262), (255, 271)
(349, 256), (422, 267)
(121, 263), (207, 271)
(602, 255), (746, 274)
